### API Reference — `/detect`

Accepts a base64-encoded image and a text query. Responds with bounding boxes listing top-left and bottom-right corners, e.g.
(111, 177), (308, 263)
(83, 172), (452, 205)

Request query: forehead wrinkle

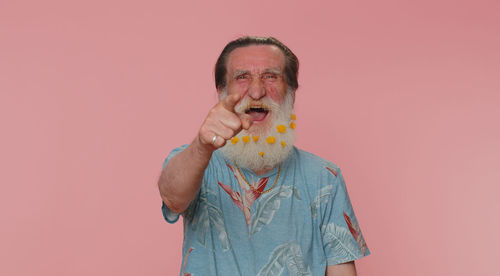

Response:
(227, 45), (285, 69)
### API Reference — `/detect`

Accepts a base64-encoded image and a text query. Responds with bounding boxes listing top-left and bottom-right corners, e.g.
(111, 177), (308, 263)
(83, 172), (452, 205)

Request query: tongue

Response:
(248, 111), (267, 121)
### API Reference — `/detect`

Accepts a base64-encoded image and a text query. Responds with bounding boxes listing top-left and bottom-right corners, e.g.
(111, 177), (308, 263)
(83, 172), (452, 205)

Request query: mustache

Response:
(234, 97), (280, 114)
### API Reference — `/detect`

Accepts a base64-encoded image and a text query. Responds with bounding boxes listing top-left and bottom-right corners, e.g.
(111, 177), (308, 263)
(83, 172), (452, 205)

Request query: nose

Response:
(247, 77), (266, 100)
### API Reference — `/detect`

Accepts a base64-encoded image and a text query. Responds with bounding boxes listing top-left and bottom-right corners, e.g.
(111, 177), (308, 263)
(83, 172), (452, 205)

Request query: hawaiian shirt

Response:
(161, 145), (370, 276)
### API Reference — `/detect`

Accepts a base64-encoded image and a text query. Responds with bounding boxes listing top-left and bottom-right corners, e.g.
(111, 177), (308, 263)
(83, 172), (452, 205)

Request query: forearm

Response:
(158, 93), (250, 213)
(326, 261), (357, 276)
(158, 136), (214, 213)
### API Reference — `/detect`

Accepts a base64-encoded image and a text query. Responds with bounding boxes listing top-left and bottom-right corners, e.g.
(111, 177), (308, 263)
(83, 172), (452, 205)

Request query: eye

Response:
(236, 74), (249, 80)
(262, 73), (278, 80)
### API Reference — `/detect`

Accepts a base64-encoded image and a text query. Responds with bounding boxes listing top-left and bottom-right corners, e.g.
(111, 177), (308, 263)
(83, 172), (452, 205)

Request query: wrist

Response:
(192, 135), (215, 160)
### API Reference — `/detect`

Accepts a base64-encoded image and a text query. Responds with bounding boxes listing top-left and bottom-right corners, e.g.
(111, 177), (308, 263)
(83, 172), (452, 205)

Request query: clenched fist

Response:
(198, 93), (253, 149)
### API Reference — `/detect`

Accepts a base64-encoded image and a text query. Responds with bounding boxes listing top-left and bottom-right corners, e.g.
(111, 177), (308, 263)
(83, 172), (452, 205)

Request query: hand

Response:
(198, 93), (253, 149)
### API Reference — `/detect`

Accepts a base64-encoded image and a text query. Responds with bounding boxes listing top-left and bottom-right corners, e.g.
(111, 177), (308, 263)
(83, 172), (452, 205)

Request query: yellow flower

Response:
(231, 137), (239, 144)
(290, 114), (296, 120)
(259, 151), (264, 157)
(290, 122), (296, 129)
(281, 141), (286, 147)
(276, 124), (286, 133)
(253, 136), (259, 142)
(242, 136), (250, 143)
(266, 136), (276, 144)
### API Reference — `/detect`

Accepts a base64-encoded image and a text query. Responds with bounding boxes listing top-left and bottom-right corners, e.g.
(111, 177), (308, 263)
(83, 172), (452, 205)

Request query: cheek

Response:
(238, 82), (249, 91)
(227, 82), (248, 96)
(265, 85), (286, 103)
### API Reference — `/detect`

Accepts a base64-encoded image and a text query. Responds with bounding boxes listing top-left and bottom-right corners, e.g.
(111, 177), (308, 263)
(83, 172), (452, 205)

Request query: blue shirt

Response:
(162, 145), (370, 276)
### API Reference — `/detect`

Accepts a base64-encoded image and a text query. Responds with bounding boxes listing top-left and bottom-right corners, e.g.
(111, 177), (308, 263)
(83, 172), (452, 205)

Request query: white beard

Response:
(219, 89), (296, 172)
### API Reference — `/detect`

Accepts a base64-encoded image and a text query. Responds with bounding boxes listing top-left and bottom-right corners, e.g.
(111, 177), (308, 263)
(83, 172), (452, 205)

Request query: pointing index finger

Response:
(221, 93), (241, 112)
(239, 113), (253, 130)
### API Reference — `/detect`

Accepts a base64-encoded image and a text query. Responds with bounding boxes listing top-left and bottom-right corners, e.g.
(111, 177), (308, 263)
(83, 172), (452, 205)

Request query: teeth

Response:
(246, 107), (267, 113)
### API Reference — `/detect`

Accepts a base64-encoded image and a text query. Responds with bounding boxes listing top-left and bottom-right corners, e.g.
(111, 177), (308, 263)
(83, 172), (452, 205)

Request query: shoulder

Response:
(291, 147), (342, 178)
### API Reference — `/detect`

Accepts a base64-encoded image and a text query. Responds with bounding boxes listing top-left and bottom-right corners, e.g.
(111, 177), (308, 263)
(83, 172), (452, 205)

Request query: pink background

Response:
(1, 0), (499, 275)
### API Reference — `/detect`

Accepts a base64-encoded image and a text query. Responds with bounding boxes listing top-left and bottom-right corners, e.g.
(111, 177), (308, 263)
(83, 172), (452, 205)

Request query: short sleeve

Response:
(160, 144), (189, 224)
(319, 166), (370, 265)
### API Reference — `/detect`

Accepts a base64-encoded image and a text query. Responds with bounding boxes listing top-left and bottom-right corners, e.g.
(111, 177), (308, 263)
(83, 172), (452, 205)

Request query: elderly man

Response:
(158, 36), (369, 276)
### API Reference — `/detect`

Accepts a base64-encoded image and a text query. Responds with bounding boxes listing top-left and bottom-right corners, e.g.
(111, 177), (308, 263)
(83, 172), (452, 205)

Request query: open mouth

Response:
(245, 107), (269, 122)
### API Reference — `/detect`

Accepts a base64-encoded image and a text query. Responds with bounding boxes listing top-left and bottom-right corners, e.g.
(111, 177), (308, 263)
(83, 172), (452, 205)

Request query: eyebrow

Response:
(262, 68), (282, 75)
(232, 70), (250, 78)
(232, 68), (283, 78)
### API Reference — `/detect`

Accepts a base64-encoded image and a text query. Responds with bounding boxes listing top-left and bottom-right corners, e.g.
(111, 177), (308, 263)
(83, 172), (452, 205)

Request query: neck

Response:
(253, 166), (274, 176)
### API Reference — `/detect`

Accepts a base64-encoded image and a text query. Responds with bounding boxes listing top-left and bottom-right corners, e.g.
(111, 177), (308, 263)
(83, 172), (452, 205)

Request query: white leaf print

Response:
(249, 186), (293, 235)
(310, 185), (333, 219)
(291, 186), (302, 200)
(285, 243), (312, 276)
(206, 202), (230, 251)
(193, 191), (231, 252)
(257, 243), (289, 276)
(257, 242), (311, 276)
(195, 195), (209, 247)
(321, 223), (360, 262)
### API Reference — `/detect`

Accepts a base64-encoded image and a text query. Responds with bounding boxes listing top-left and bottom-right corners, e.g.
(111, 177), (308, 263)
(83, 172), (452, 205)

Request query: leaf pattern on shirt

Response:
(218, 164), (268, 225)
(181, 247), (194, 276)
(219, 164), (299, 236)
(291, 186), (301, 200)
(257, 242), (312, 276)
(326, 166), (338, 176)
(249, 185), (293, 235)
(344, 212), (368, 256)
(310, 185), (333, 219)
(321, 222), (361, 263)
(192, 190), (231, 252)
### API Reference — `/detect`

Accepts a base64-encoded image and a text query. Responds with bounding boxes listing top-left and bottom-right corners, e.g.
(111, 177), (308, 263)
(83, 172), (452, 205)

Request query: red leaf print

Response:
(218, 164), (268, 225)
(326, 167), (338, 176)
(343, 212), (368, 255)
(218, 181), (244, 210)
(247, 177), (268, 204)
(181, 247), (194, 276)
(343, 212), (357, 238)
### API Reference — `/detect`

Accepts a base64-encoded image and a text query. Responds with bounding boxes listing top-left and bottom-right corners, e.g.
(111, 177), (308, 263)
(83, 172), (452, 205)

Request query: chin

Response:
(219, 128), (295, 172)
